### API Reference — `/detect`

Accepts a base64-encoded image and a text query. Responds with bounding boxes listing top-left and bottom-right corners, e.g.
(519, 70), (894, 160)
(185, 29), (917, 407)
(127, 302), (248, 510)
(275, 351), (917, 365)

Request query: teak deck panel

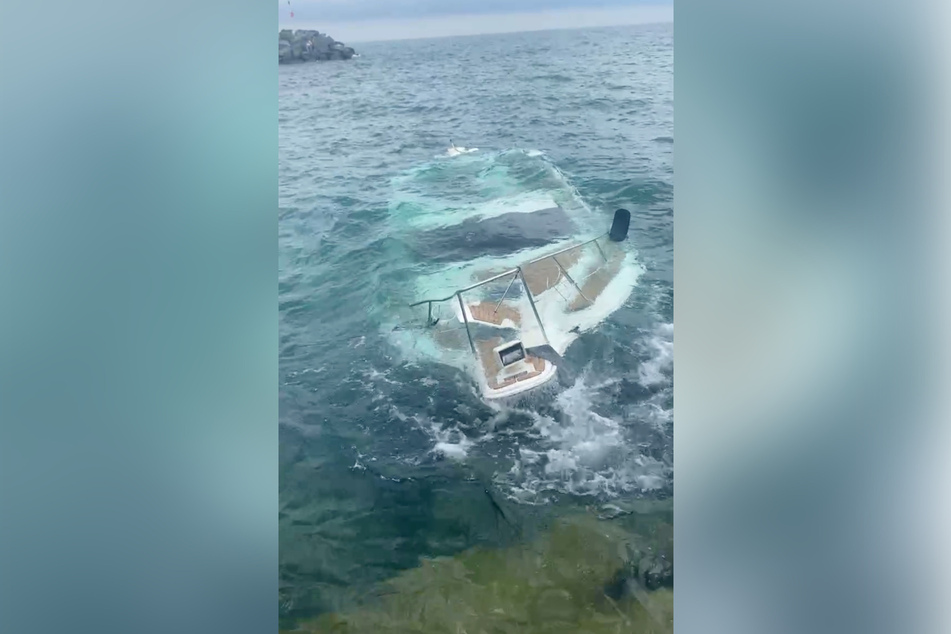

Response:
(466, 301), (522, 328)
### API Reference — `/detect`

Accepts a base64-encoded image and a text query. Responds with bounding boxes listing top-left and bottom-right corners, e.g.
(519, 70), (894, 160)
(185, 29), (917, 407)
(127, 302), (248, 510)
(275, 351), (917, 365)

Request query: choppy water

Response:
(279, 23), (673, 628)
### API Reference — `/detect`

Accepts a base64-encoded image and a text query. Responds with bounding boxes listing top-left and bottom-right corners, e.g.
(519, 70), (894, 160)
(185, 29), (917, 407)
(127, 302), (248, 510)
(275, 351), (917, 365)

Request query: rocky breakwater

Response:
(279, 29), (356, 63)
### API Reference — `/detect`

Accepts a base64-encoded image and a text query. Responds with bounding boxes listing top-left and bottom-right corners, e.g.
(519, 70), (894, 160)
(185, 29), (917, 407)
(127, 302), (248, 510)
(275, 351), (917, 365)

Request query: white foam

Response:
(518, 447), (542, 464)
(637, 322), (673, 387)
(495, 371), (671, 501)
(429, 421), (473, 461)
(389, 148), (600, 235)
(543, 449), (579, 475)
(432, 440), (470, 460)
(528, 253), (645, 355)
(382, 404), (477, 463)
(382, 316), (474, 370)
(446, 146), (479, 157)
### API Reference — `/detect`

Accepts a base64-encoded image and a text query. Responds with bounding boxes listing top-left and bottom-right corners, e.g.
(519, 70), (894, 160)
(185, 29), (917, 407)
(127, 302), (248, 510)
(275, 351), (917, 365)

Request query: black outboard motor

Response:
(609, 208), (631, 242)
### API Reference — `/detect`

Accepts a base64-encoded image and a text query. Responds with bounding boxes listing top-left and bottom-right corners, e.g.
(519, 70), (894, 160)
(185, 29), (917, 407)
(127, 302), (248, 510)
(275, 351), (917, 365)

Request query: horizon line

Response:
(279, 5), (673, 44)
(352, 20), (672, 45)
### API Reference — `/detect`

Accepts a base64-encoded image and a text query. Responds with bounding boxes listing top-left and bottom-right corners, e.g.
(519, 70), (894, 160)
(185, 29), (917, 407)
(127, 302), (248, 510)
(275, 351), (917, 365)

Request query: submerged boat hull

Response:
(386, 149), (641, 400)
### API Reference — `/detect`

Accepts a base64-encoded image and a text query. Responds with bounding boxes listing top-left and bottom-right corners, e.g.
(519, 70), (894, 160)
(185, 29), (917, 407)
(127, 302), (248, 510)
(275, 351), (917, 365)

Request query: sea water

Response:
(279, 22), (672, 627)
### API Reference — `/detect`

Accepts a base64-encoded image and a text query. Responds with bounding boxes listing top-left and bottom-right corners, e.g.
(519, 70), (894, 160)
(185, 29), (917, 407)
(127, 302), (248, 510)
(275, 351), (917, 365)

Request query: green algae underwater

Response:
(283, 503), (672, 634)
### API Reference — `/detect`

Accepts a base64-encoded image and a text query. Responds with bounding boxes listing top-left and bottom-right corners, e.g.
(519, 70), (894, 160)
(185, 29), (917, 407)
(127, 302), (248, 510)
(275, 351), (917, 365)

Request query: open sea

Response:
(279, 22), (673, 632)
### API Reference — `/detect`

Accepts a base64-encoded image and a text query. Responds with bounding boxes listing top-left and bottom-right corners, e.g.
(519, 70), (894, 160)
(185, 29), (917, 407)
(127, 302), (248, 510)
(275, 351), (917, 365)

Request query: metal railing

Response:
(408, 233), (609, 354)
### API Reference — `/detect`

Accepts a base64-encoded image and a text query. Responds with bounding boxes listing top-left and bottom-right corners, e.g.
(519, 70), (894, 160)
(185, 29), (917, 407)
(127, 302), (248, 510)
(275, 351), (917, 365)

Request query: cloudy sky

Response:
(278, 1), (673, 43)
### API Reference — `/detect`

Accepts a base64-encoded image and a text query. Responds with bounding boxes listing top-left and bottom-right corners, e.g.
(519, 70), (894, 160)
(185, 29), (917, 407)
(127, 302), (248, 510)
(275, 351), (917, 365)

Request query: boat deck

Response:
(519, 248), (583, 296)
(465, 245), (626, 320)
(466, 301), (522, 328)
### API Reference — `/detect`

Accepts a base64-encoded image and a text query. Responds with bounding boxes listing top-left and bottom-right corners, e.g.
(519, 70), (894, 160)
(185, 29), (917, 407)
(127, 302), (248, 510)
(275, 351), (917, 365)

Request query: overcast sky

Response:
(278, 1), (672, 43)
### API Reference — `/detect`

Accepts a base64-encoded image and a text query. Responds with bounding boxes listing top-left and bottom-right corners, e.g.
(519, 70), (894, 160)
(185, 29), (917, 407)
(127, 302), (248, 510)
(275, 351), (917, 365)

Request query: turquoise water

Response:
(279, 23), (673, 627)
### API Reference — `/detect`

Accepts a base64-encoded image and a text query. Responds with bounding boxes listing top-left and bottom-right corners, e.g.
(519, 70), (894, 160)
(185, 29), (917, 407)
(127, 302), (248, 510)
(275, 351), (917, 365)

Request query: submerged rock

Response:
(291, 514), (673, 634)
(278, 29), (356, 64)
(634, 552), (674, 590)
(604, 541), (673, 603)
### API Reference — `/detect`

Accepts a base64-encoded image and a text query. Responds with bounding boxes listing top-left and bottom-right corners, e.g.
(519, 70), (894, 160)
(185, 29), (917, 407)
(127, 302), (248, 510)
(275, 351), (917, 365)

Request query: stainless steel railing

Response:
(407, 233), (609, 353)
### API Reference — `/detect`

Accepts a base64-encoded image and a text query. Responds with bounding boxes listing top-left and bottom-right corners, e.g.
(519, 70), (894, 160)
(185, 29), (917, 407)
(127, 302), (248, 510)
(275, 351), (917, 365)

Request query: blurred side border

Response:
(676, 0), (951, 633)
(0, 1), (277, 633)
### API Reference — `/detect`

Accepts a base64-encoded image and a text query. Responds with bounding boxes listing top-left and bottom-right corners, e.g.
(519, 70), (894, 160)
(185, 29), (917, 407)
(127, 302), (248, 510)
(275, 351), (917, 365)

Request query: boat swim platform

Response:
(476, 337), (555, 397)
